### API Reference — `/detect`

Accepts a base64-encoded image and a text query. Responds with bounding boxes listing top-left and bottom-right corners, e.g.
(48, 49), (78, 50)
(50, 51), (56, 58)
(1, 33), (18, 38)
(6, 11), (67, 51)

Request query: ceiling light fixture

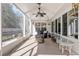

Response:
(34, 3), (46, 17)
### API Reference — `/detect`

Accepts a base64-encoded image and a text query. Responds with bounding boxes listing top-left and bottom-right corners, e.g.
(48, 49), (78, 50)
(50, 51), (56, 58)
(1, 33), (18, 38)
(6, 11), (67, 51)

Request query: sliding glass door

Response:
(51, 22), (54, 32)
(57, 17), (61, 34)
(55, 19), (57, 33)
(62, 13), (67, 36)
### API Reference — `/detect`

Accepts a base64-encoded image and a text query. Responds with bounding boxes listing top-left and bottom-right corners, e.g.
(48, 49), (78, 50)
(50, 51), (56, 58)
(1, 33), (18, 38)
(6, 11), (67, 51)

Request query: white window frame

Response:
(78, 8), (79, 40)
(2, 3), (26, 46)
(0, 3), (2, 56)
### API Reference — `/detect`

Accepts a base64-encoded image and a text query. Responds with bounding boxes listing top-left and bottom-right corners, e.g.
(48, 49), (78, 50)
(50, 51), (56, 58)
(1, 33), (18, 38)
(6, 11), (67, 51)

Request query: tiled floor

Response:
(8, 36), (76, 56)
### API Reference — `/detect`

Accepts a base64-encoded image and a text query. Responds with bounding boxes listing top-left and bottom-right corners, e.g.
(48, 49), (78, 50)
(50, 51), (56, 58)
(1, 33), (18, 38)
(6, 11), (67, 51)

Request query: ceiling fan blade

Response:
(43, 13), (46, 15)
(40, 13), (44, 17)
(35, 3), (46, 17)
(36, 14), (38, 17)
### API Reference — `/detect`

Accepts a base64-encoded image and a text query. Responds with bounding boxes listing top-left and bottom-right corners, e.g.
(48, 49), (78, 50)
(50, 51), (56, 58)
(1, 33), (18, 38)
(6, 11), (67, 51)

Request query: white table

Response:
(59, 41), (74, 55)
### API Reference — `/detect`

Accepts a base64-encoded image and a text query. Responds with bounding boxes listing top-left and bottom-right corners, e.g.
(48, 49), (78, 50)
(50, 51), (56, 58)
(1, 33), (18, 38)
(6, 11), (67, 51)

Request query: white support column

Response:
(73, 20), (75, 35)
(0, 5), (1, 53)
(54, 21), (55, 33)
(29, 19), (32, 35)
(23, 15), (26, 37)
(61, 16), (63, 36)
(67, 13), (70, 36)
(60, 16), (63, 41)
(78, 8), (79, 39)
(31, 21), (33, 35)
(40, 22), (41, 31)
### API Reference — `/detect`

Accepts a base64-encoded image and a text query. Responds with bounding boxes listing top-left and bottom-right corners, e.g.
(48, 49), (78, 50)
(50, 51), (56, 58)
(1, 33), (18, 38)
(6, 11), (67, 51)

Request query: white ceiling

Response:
(15, 3), (64, 21)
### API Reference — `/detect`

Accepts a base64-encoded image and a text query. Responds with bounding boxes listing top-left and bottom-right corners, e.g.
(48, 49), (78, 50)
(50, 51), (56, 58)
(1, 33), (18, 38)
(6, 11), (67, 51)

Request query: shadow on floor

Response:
(6, 36), (38, 56)
(5, 35), (77, 56)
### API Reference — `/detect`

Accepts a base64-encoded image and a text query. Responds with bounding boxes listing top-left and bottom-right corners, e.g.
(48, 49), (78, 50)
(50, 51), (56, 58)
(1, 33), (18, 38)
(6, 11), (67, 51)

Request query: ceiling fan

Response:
(33, 3), (46, 17)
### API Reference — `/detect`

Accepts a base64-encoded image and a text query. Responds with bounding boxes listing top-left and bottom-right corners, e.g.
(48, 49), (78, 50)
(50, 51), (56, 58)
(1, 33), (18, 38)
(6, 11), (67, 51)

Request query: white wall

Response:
(46, 22), (51, 33)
